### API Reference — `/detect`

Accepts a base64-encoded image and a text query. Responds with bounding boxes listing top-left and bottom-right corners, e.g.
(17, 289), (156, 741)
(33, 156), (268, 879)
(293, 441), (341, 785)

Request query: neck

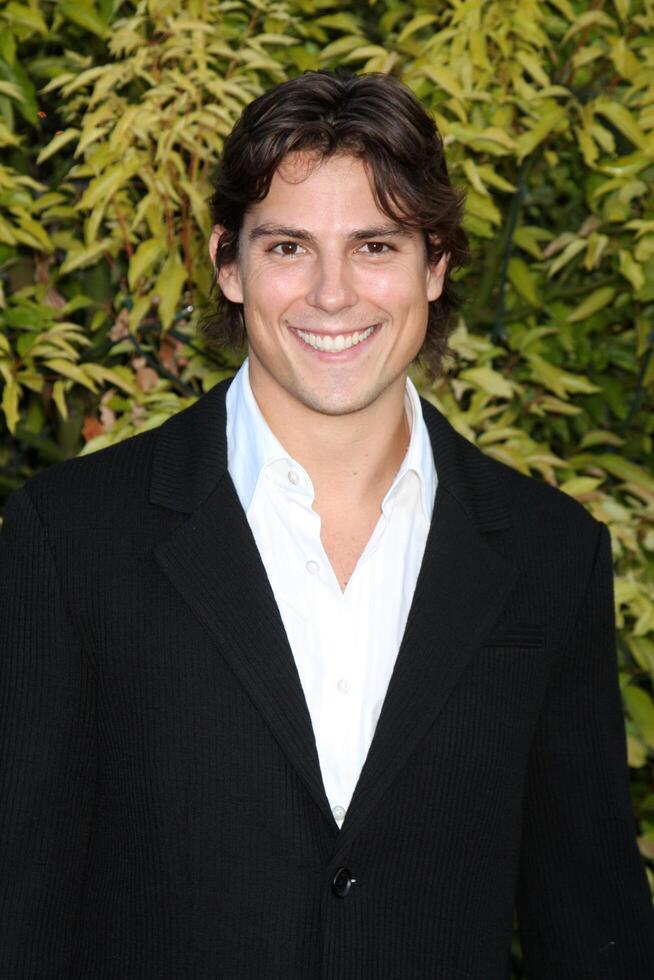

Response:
(247, 363), (411, 512)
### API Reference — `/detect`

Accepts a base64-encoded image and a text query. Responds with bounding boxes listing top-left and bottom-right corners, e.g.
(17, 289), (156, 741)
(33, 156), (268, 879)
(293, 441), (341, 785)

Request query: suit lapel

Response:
(150, 378), (519, 843)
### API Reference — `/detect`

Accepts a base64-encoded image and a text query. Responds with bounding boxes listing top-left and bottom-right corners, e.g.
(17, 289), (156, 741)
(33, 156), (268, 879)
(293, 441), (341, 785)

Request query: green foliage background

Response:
(1, 0), (653, 968)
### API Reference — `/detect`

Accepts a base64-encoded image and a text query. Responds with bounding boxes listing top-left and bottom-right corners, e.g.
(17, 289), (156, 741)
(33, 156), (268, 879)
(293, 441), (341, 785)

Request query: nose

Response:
(305, 251), (358, 314)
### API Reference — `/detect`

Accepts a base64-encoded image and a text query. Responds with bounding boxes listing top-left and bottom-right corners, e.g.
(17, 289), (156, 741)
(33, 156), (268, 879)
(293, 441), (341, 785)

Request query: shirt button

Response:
(337, 678), (350, 694)
(332, 805), (346, 822)
(287, 469), (300, 485)
(305, 560), (320, 575)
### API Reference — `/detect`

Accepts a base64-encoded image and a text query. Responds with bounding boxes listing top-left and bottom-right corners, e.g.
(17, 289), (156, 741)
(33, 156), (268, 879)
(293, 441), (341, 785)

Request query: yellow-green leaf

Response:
(0, 80), (24, 102)
(567, 286), (616, 322)
(567, 286), (615, 323)
(397, 13), (438, 43)
(464, 188), (502, 225)
(618, 250), (645, 292)
(153, 251), (186, 330)
(528, 355), (601, 399)
(52, 378), (68, 420)
(128, 237), (165, 290)
(578, 429), (624, 449)
(43, 358), (98, 392)
(459, 366), (514, 399)
(318, 36), (365, 61)
(59, 238), (112, 274)
(559, 476), (603, 496)
(561, 11), (616, 44)
(548, 238), (586, 277)
(36, 128), (79, 164)
(418, 64), (464, 102)
(516, 108), (567, 161)
(76, 158), (142, 212)
(594, 102), (646, 150)
(508, 257), (540, 306)
(1, 377), (19, 434)
(515, 50), (550, 87)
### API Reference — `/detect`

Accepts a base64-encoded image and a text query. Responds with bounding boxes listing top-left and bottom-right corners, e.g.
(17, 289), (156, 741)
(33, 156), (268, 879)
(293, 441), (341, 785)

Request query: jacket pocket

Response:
(482, 623), (546, 649)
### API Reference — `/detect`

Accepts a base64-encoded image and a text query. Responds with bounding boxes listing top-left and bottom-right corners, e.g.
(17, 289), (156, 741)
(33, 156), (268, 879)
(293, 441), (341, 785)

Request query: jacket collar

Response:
(150, 373), (510, 534)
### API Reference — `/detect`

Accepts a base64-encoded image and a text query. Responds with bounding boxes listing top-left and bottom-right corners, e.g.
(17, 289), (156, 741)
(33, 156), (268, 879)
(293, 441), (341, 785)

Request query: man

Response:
(1, 69), (652, 979)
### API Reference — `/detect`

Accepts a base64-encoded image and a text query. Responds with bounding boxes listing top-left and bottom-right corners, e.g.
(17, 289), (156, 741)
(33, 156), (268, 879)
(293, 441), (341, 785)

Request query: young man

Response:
(1, 69), (653, 978)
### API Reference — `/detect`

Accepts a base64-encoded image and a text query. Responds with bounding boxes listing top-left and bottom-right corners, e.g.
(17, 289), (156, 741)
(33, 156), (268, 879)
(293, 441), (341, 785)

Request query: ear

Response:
(426, 250), (448, 303)
(209, 224), (244, 303)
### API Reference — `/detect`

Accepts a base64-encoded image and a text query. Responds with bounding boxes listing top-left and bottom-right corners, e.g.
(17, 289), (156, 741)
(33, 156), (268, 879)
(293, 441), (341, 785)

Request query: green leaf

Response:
(3, 2), (48, 34)
(59, 1), (109, 39)
(623, 685), (654, 748)
(0, 57), (38, 124)
(594, 454), (654, 494)
(627, 636), (654, 674)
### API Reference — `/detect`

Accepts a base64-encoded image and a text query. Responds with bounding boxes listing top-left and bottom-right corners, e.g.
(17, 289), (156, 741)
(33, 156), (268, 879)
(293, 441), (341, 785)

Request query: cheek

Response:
(246, 263), (306, 310)
(358, 261), (425, 302)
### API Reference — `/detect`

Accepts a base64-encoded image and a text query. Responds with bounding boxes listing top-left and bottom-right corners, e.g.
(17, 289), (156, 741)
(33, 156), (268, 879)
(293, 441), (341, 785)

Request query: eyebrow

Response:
(247, 222), (415, 245)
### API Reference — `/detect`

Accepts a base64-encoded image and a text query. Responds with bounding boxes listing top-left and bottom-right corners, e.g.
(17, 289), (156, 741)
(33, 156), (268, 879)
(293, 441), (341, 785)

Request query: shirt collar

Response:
(226, 356), (436, 521)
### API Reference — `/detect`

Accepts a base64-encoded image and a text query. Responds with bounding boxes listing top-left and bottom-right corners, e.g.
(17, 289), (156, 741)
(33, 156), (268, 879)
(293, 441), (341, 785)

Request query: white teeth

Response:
(294, 325), (375, 352)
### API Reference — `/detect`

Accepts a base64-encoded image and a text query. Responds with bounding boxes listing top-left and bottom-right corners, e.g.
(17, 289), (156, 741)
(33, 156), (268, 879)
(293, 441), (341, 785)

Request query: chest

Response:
(319, 508), (383, 592)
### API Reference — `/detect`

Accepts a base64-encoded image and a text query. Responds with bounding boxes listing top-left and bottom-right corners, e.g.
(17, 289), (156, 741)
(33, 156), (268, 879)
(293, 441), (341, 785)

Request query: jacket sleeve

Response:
(515, 520), (654, 979)
(0, 487), (97, 978)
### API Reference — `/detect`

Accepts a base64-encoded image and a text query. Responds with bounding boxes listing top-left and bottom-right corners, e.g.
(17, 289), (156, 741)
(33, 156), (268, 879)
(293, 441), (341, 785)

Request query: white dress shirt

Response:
(225, 358), (437, 827)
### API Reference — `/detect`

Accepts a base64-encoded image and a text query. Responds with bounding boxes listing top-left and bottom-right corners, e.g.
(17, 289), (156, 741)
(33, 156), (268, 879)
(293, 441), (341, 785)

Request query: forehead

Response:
(245, 152), (385, 223)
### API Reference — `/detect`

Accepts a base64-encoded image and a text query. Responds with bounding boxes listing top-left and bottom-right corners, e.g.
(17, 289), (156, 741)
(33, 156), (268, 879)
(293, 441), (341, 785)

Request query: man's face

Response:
(210, 152), (446, 419)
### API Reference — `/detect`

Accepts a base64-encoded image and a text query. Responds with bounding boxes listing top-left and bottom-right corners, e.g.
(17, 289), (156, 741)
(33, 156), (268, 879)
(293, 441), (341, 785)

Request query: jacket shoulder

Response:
(16, 422), (163, 529)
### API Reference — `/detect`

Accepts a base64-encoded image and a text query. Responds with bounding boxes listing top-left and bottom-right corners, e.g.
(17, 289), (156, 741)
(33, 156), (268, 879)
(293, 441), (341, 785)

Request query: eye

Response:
(270, 241), (306, 256)
(359, 242), (394, 255)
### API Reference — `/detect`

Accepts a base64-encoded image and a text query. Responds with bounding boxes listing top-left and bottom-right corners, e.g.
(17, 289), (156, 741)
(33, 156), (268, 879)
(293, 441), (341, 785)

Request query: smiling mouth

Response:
(291, 324), (378, 352)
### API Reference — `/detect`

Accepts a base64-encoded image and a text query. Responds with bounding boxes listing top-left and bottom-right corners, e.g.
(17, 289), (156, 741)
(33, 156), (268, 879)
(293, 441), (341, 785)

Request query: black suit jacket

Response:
(1, 376), (653, 979)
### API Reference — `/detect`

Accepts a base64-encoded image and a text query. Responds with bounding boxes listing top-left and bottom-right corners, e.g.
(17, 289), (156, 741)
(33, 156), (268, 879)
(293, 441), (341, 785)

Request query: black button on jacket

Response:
(1, 377), (653, 978)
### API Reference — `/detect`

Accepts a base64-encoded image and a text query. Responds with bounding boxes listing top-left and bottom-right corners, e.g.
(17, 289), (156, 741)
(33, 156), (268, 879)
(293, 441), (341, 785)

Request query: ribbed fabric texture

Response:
(1, 377), (653, 979)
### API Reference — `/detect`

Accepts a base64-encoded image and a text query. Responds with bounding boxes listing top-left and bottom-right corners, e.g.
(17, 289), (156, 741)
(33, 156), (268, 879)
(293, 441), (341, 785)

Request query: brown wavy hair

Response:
(202, 68), (469, 381)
